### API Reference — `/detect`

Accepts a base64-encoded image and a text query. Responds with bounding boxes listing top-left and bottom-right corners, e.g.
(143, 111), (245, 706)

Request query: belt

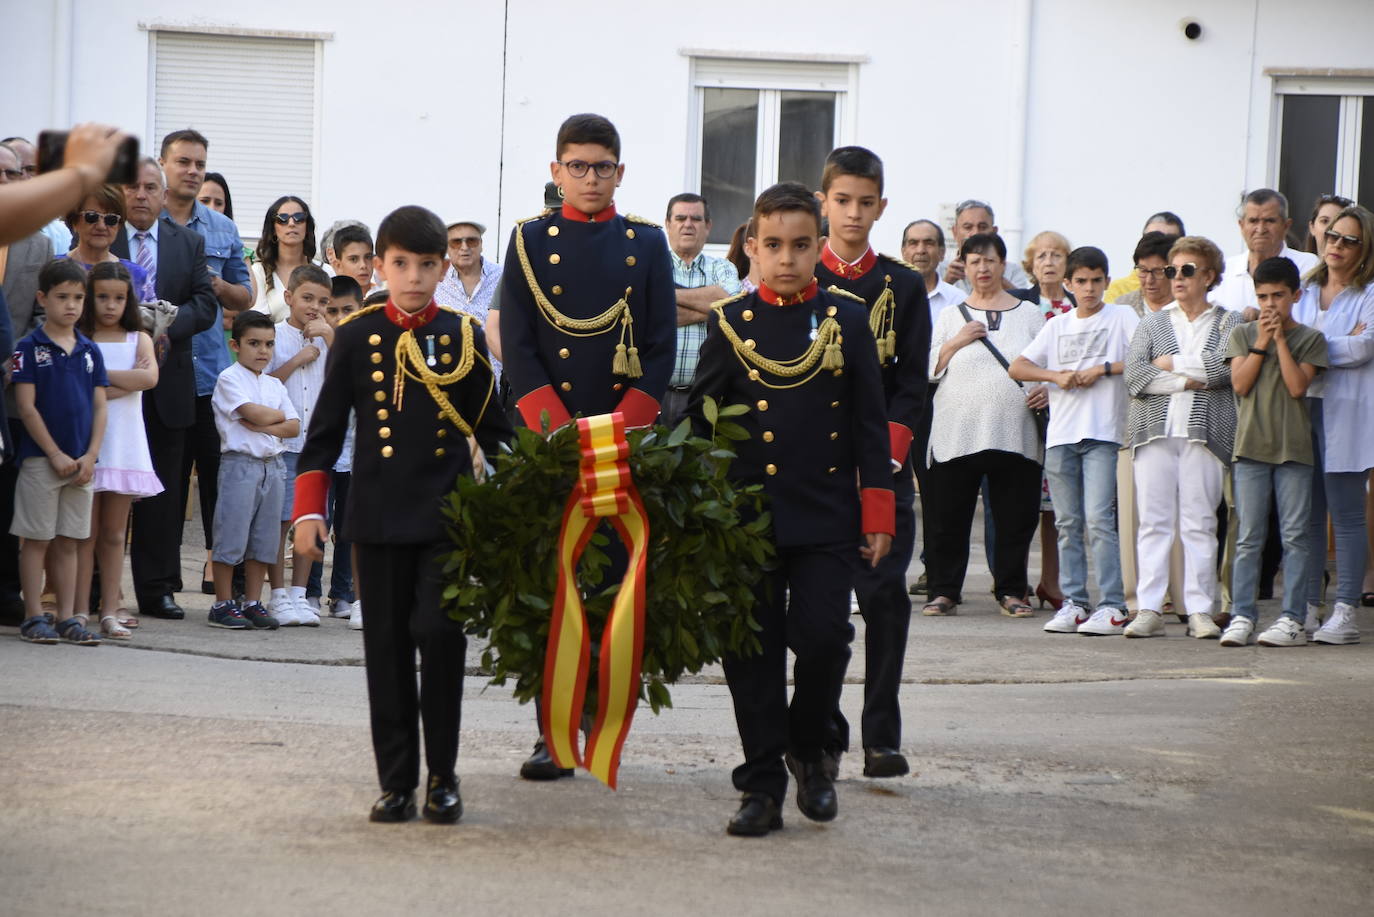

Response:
(666, 384), (692, 393)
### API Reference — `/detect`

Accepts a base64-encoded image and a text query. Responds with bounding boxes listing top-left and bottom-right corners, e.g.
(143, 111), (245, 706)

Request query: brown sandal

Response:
(999, 596), (1035, 618)
(922, 597), (958, 616)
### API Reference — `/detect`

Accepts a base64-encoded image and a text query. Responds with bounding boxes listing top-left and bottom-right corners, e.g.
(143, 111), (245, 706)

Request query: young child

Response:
(1011, 247), (1140, 635)
(687, 182), (894, 836)
(13, 259), (108, 645)
(74, 262), (161, 639)
(813, 146), (930, 780)
(267, 264), (334, 626)
(209, 311), (300, 629)
(1221, 256), (1328, 647)
(329, 224), (376, 299)
(323, 274), (363, 630)
(293, 205), (511, 824)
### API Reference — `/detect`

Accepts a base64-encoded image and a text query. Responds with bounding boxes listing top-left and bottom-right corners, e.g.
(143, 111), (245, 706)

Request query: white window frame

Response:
(1268, 74), (1374, 203)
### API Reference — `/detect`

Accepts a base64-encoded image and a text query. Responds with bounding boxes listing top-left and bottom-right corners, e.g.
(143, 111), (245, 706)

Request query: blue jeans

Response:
(1232, 458), (1311, 622)
(1303, 399), (1370, 607)
(1044, 439), (1123, 609)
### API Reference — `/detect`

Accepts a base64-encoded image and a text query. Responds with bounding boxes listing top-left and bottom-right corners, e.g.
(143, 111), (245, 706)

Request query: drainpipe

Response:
(1002, 0), (1033, 260)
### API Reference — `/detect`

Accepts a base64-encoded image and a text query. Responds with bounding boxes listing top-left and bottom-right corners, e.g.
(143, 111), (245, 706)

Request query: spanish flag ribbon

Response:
(542, 412), (650, 788)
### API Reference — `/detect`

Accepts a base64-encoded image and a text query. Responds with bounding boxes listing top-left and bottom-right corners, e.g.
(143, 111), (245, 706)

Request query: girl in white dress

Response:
(75, 262), (162, 638)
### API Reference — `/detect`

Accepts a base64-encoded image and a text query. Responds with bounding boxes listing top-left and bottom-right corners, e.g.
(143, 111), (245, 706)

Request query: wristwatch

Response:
(1102, 362), (1111, 377)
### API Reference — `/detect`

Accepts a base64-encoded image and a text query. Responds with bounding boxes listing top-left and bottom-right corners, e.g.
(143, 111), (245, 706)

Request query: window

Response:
(1271, 76), (1374, 246)
(150, 29), (324, 244)
(688, 55), (859, 245)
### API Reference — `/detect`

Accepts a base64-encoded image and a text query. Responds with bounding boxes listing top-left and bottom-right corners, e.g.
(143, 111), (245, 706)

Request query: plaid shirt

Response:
(670, 250), (742, 385)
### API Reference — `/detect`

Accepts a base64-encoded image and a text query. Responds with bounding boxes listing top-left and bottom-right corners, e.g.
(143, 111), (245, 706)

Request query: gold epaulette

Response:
(625, 214), (661, 228)
(712, 290), (749, 310)
(338, 303), (386, 326)
(879, 253), (921, 273)
(826, 285), (867, 305)
(517, 209), (554, 225)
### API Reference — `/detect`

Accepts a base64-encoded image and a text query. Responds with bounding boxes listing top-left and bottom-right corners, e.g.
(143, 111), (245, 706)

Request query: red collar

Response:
(820, 243), (877, 279)
(757, 279), (819, 306)
(385, 298), (439, 330)
(560, 202), (617, 223)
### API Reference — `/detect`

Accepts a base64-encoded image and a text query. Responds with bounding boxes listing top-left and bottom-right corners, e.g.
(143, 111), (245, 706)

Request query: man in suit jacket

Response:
(112, 158), (217, 619)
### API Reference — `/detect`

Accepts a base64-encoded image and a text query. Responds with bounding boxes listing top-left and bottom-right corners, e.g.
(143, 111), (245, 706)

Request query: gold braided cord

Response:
(868, 279), (897, 364)
(712, 304), (843, 390)
(392, 317), (480, 434)
(514, 219), (628, 336)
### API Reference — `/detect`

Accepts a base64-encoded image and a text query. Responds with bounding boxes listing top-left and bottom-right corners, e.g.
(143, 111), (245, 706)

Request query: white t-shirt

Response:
(1019, 303), (1139, 449)
(212, 361), (299, 458)
(268, 320), (329, 453)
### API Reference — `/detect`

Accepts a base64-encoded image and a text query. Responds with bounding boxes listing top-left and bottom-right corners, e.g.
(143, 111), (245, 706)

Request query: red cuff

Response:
(861, 487), (896, 536)
(614, 387), (661, 428)
(517, 385), (573, 431)
(888, 422), (913, 467)
(291, 469), (331, 524)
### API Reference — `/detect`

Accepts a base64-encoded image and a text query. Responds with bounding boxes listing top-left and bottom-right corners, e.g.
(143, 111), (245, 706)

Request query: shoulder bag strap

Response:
(957, 302), (1026, 390)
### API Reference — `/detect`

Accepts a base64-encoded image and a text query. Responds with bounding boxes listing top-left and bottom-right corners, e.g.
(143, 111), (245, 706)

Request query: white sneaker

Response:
(1312, 602), (1360, 645)
(330, 599), (356, 619)
(1219, 617), (1256, 646)
(1043, 602), (1090, 633)
(306, 595), (321, 613)
(1078, 606), (1127, 636)
(348, 602), (363, 631)
(1187, 612), (1220, 639)
(1124, 609), (1166, 638)
(1303, 603), (1324, 636)
(1258, 616), (1307, 647)
(294, 595), (320, 627)
(270, 591), (302, 626)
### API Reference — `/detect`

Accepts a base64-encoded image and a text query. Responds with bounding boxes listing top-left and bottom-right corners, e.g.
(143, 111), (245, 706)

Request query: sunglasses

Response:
(1324, 229), (1363, 248)
(80, 211), (121, 227)
(450, 237), (481, 248)
(1163, 263), (1199, 280)
(274, 211), (309, 225)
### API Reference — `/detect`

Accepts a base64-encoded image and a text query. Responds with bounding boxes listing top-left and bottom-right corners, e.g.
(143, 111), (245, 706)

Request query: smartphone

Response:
(36, 130), (140, 185)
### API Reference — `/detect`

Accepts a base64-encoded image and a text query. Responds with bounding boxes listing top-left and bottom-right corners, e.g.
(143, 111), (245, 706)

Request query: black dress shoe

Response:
(862, 747), (910, 778)
(422, 774), (463, 824)
(520, 739), (574, 781)
(726, 793), (783, 837)
(785, 753), (838, 822)
(369, 790), (416, 823)
(820, 747), (841, 782)
(140, 595), (184, 620)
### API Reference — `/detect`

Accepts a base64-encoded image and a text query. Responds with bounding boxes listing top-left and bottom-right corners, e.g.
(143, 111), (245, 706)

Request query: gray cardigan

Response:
(1125, 305), (1242, 463)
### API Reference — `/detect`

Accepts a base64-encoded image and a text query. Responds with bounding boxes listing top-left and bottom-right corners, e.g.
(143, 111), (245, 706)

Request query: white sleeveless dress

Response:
(92, 332), (163, 498)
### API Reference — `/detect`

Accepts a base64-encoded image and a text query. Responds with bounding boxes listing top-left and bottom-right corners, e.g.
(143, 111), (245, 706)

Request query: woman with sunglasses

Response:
(1294, 206), (1374, 643)
(250, 196), (316, 322)
(61, 184), (154, 302)
(1305, 194), (1354, 257)
(1123, 236), (1242, 639)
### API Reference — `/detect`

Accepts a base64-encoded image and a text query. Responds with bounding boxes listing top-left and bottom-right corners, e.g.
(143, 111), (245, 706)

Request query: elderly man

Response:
(661, 192), (741, 427)
(2, 136), (74, 255)
(939, 199), (1030, 291)
(1214, 189), (1319, 318)
(901, 219), (963, 322)
(435, 220), (503, 377)
(112, 158), (218, 620)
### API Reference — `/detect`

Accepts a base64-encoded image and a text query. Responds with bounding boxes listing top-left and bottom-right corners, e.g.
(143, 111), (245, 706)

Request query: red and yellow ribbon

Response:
(541, 412), (650, 788)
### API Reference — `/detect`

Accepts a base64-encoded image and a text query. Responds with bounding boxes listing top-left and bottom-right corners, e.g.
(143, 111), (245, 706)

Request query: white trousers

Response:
(1133, 437), (1224, 616)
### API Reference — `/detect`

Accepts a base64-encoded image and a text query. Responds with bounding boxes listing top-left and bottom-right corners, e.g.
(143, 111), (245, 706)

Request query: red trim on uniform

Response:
(384, 298), (439, 330)
(291, 469), (331, 524)
(517, 385), (573, 431)
(861, 487), (896, 536)
(561, 202), (618, 223)
(888, 421), (913, 467)
(614, 387), (661, 429)
(820, 243), (877, 279)
(756, 279), (819, 306)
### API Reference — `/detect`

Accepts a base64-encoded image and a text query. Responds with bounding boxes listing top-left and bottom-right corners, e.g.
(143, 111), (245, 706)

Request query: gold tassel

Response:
(822, 340), (843, 371)
(885, 330), (897, 361)
(613, 342), (629, 376)
(627, 345), (642, 378)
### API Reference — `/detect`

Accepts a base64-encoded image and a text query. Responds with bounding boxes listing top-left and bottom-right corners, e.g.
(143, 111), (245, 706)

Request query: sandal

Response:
(999, 596), (1035, 618)
(19, 613), (59, 644)
(1362, 592), (1374, 608)
(922, 597), (958, 616)
(56, 616), (102, 646)
(115, 609), (139, 629)
(100, 615), (132, 640)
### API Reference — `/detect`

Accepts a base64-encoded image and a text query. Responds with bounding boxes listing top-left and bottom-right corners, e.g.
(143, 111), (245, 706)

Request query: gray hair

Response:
(1238, 188), (1289, 221)
(137, 156), (166, 186)
(955, 198), (995, 222)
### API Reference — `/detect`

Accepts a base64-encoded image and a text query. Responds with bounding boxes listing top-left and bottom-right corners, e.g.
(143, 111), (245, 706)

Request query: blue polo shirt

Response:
(11, 326), (109, 462)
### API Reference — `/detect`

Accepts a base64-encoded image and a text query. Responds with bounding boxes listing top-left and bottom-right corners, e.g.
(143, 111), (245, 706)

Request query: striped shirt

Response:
(670, 250), (742, 386)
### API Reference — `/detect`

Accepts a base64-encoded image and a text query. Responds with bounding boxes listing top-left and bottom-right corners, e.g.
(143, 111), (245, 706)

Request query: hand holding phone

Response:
(37, 126), (138, 185)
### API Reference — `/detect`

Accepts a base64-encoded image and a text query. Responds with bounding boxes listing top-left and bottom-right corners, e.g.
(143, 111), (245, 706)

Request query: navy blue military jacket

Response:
(294, 300), (513, 545)
(815, 246), (931, 476)
(687, 282), (895, 548)
(499, 203), (675, 429)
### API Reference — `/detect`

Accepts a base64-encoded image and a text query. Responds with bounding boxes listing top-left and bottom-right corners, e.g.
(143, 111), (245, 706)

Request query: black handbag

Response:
(956, 303), (1048, 442)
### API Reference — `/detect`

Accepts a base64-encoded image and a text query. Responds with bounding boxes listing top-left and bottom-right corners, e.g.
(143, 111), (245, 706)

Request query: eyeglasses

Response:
(1, 168), (23, 181)
(80, 211), (121, 227)
(274, 212), (309, 225)
(1137, 266), (1167, 279)
(1163, 263), (1198, 280)
(1324, 229), (1363, 248)
(450, 237), (481, 248)
(558, 159), (618, 180)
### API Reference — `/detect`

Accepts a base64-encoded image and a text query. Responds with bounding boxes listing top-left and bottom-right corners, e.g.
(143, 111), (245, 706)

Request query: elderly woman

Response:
(923, 233), (1047, 618)
(61, 184), (153, 301)
(1123, 236), (1243, 638)
(1295, 205), (1374, 643)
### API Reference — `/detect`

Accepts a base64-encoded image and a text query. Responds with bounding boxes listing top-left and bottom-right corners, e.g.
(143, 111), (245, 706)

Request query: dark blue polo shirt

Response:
(11, 326), (109, 462)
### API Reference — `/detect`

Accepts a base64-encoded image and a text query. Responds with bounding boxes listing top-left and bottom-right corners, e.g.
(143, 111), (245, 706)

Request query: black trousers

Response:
(724, 542), (856, 805)
(0, 419), (25, 614)
(178, 394), (222, 547)
(131, 402), (189, 602)
(912, 384), (937, 565)
(657, 385), (691, 430)
(926, 449), (1041, 604)
(354, 541), (467, 793)
(832, 477), (915, 752)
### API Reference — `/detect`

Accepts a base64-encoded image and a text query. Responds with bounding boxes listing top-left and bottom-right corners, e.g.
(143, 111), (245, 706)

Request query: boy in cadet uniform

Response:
(813, 146), (930, 780)
(687, 182), (895, 837)
(499, 112), (676, 779)
(292, 206), (512, 824)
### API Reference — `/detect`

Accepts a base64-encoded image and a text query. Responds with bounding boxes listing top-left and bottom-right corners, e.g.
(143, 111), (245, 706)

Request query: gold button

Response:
(439, 334), (451, 345)
(379, 427), (391, 439)
(552, 285), (563, 295)
(374, 391), (387, 402)
(368, 334), (381, 345)
(831, 400), (840, 408)
(561, 381), (572, 391)
(612, 382), (623, 391)
(762, 431), (774, 443)
(826, 306), (837, 317)
(625, 255), (636, 267)
(371, 370), (384, 382)
(549, 253), (561, 265)
(437, 428), (448, 438)
(441, 353), (453, 365)
(834, 369), (843, 376)
(744, 339), (756, 350)
(435, 447), (446, 457)
(756, 400), (768, 411)
(828, 466), (837, 474)
(381, 445), (394, 458)
(371, 352), (383, 364)
(559, 348), (570, 359)
(548, 225), (559, 237)
(376, 409), (389, 420)
(765, 463), (777, 475)
(438, 411), (446, 420)
(626, 228), (636, 239)
(830, 431), (839, 440)
(742, 309), (754, 321)
(748, 369), (760, 381)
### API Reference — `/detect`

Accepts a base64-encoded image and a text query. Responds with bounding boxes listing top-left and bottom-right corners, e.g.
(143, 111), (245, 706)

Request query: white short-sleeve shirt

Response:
(212, 361), (299, 458)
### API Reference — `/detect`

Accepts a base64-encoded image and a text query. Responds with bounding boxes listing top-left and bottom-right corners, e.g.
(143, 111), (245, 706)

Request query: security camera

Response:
(1181, 19), (1203, 40)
